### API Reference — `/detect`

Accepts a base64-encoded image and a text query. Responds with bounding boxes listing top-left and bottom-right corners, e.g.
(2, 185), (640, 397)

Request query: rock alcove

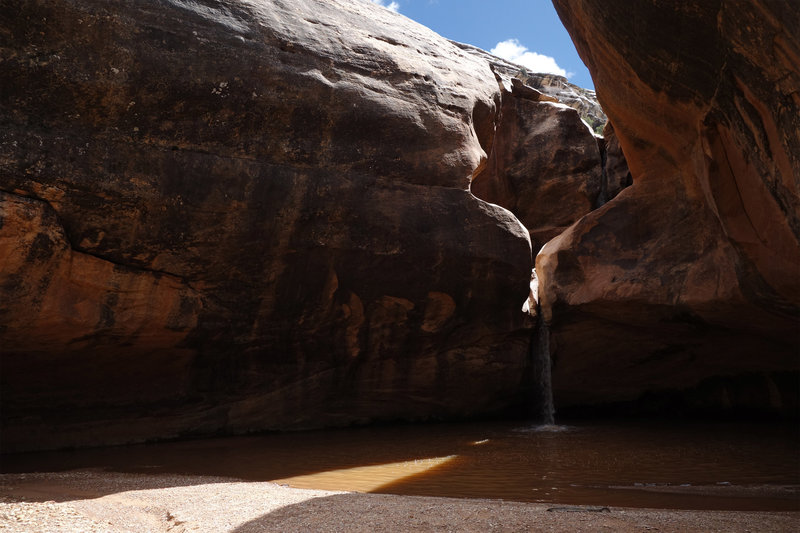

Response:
(1, 0), (797, 452)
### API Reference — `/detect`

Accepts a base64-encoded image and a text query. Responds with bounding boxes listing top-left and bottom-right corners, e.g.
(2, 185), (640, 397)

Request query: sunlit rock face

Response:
(0, 0), (540, 451)
(522, 72), (606, 132)
(452, 42), (606, 130)
(453, 43), (618, 256)
(471, 91), (603, 254)
(544, 0), (800, 415)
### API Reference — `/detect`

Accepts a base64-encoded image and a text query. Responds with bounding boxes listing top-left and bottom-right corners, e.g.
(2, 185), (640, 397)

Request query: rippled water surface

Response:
(3, 420), (798, 511)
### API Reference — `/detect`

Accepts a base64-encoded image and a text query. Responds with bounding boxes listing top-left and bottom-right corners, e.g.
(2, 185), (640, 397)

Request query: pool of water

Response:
(2, 420), (798, 511)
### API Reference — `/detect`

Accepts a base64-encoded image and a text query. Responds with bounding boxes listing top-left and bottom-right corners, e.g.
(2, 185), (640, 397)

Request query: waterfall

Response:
(535, 308), (556, 425)
(524, 268), (555, 425)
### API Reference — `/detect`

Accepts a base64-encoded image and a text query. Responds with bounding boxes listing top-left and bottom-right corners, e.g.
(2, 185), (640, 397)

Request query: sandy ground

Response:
(1, 470), (798, 532)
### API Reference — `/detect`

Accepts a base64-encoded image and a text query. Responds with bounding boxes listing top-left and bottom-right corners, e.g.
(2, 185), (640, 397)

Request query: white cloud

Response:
(490, 38), (567, 77)
(369, 0), (400, 12)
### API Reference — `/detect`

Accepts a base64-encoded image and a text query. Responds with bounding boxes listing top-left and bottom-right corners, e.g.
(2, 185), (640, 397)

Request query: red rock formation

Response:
(596, 121), (631, 206)
(0, 0), (537, 450)
(544, 0), (800, 414)
(521, 72), (606, 131)
(459, 43), (622, 255)
(471, 89), (603, 253)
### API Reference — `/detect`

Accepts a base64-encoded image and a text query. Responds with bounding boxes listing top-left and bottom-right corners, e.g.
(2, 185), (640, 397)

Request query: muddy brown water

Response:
(2, 420), (798, 511)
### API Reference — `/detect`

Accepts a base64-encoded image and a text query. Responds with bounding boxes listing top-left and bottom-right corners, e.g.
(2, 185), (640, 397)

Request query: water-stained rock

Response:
(543, 0), (800, 415)
(0, 0), (536, 450)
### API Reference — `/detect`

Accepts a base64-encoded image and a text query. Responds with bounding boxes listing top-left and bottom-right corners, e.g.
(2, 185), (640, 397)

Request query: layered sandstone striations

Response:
(544, 0), (800, 414)
(0, 0), (548, 451)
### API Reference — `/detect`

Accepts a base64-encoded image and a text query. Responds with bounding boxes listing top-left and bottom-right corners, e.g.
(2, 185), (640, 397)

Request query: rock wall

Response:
(463, 51), (627, 255)
(596, 121), (631, 206)
(452, 41), (606, 129)
(9, 0), (771, 450)
(470, 85), (603, 253)
(544, 0), (800, 415)
(0, 0), (544, 451)
(520, 73), (606, 133)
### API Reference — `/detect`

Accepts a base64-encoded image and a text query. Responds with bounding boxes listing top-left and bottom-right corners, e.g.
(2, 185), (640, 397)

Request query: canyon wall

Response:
(1, 0), (540, 450)
(0, 0), (609, 451)
(3, 0), (790, 452)
(545, 0), (799, 415)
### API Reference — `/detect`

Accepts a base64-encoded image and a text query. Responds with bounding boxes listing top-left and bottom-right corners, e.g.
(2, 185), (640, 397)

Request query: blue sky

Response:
(369, 0), (594, 89)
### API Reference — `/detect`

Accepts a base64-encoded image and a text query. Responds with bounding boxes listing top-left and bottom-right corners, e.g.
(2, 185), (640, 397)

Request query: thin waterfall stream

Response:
(524, 267), (556, 425)
(536, 306), (556, 426)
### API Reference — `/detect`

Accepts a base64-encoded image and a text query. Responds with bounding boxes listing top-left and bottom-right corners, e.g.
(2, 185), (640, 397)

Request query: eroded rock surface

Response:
(471, 96), (602, 253)
(596, 121), (631, 206)
(0, 0), (540, 450)
(543, 0), (800, 414)
(455, 41), (614, 256)
(521, 73), (606, 133)
(453, 41), (606, 129)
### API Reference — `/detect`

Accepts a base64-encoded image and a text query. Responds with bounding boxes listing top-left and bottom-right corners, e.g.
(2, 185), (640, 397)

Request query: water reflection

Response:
(273, 455), (459, 492)
(2, 420), (798, 511)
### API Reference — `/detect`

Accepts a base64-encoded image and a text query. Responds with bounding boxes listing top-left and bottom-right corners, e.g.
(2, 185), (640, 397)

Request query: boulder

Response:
(543, 0), (800, 415)
(0, 0), (535, 450)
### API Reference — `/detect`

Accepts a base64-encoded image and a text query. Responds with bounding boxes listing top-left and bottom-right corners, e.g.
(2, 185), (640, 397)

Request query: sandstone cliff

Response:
(6, 0), (784, 452)
(0, 0), (607, 451)
(471, 88), (603, 253)
(544, 0), (800, 415)
(453, 41), (618, 254)
(0, 0), (531, 450)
